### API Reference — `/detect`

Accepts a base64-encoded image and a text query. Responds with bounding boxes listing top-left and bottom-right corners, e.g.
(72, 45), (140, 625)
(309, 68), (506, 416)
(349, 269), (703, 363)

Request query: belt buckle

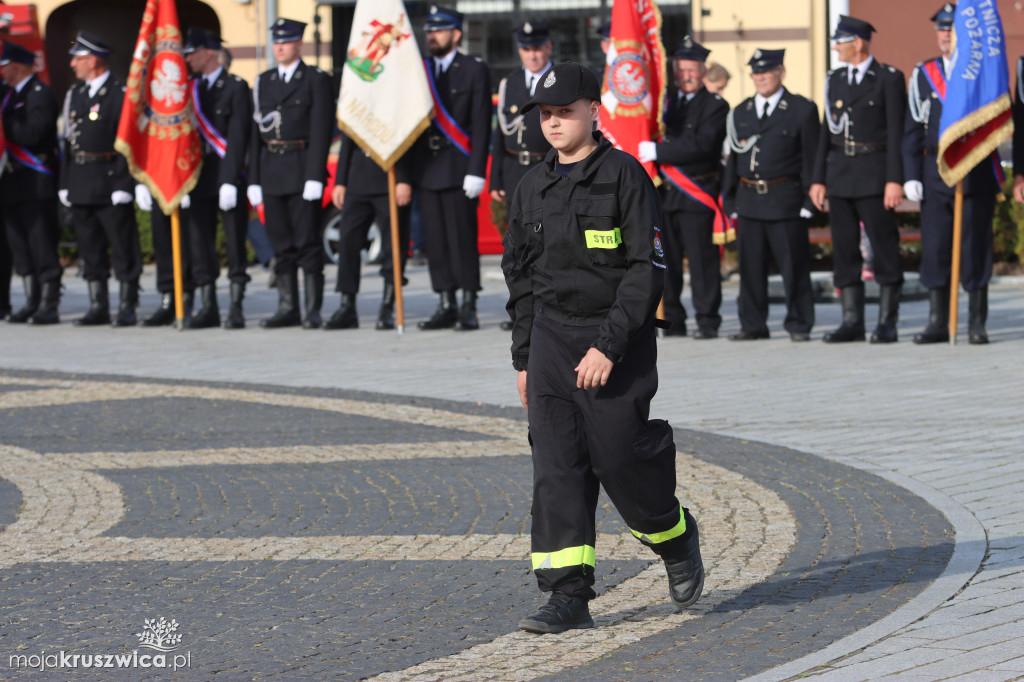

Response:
(428, 135), (442, 151)
(844, 139), (856, 157)
(73, 151), (85, 164)
(518, 150), (532, 166)
(755, 179), (768, 195)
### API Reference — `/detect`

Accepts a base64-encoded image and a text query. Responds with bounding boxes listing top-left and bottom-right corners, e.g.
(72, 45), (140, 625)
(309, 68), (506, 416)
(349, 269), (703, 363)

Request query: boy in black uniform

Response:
(503, 62), (703, 634)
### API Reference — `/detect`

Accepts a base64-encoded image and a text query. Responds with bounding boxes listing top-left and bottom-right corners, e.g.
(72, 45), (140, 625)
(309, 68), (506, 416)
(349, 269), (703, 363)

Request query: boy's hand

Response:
(517, 371), (528, 409)
(575, 348), (613, 390)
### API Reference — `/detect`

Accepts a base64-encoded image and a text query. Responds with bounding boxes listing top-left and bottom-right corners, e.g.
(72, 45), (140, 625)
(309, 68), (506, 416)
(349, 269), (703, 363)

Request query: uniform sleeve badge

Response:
(652, 225), (666, 268)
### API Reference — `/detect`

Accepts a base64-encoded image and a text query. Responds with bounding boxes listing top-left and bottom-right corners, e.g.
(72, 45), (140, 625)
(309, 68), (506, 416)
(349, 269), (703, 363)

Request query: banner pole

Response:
(388, 167), (404, 335)
(171, 207), (185, 330)
(948, 180), (964, 346)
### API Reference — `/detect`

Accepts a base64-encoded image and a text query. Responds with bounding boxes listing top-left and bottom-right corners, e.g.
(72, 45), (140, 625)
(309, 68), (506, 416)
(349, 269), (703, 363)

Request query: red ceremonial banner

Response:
(598, 0), (666, 179)
(115, 0), (201, 215)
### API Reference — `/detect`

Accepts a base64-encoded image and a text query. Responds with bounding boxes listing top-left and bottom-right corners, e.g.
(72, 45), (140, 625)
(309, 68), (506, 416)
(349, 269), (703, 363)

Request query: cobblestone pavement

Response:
(0, 259), (1021, 680)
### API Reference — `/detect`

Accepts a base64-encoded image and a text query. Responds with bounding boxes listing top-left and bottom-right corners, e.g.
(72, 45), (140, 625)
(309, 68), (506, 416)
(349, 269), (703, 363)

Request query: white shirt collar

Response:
(14, 74), (33, 93)
(434, 50), (457, 74)
(847, 55), (874, 83)
(754, 88), (784, 117)
(525, 62), (552, 94)
(205, 66), (223, 89)
(278, 60), (300, 83)
(942, 55), (951, 77)
(86, 70), (110, 98)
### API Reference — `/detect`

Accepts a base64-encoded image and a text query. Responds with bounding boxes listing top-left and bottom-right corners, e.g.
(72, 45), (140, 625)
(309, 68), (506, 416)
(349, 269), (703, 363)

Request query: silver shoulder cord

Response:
(60, 87), (74, 145)
(495, 76), (524, 137)
(824, 76), (850, 137)
(252, 75), (281, 137)
(726, 107), (758, 154)
(908, 65), (930, 125)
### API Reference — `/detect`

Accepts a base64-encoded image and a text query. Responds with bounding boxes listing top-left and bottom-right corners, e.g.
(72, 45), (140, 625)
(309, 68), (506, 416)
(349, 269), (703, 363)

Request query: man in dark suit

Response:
(247, 18), (333, 329)
(413, 6), (492, 331)
(2, 42), (62, 325)
(722, 49), (819, 342)
(904, 4), (999, 345)
(183, 28), (252, 329)
(1013, 52), (1023, 204)
(810, 15), (906, 344)
(638, 37), (729, 339)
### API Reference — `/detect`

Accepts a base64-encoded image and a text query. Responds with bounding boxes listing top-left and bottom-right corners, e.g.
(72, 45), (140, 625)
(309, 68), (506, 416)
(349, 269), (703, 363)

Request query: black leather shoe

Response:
(664, 508), (704, 608)
(418, 291), (458, 330)
(661, 320), (687, 337)
(728, 330), (769, 341)
(224, 282), (245, 329)
(823, 324), (865, 342)
(913, 325), (948, 344)
(691, 328), (718, 340)
(324, 294), (358, 330)
(789, 331), (811, 342)
(518, 592), (595, 634)
(454, 291), (479, 331)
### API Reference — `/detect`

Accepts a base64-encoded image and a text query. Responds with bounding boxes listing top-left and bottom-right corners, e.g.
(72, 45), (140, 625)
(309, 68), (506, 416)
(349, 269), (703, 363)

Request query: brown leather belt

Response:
(740, 175), (800, 194)
(831, 140), (887, 156)
(505, 147), (546, 166)
(264, 139), (308, 153)
(72, 151), (118, 164)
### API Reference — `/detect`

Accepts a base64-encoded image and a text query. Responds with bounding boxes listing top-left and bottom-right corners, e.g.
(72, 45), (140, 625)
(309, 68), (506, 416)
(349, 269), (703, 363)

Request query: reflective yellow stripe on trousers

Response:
(531, 545), (597, 571)
(629, 506), (687, 544)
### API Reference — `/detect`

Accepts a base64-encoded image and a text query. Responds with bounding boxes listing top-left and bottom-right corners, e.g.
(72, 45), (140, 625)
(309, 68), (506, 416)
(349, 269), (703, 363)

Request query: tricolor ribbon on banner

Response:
(191, 79), (227, 159)
(660, 164), (735, 244)
(424, 59), (471, 157)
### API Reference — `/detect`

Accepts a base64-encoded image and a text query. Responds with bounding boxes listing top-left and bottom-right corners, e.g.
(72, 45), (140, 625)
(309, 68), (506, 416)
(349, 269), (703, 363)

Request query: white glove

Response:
(58, 189), (71, 207)
(180, 194), (191, 209)
(638, 141), (658, 163)
(799, 207), (814, 219)
(463, 175), (485, 199)
(135, 184), (153, 211)
(302, 180), (323, 202)
(111, 190), (133, 206)
(247, 185), (263, 207)
(219, 183), (237, 211)
(903, 180), (924, 203)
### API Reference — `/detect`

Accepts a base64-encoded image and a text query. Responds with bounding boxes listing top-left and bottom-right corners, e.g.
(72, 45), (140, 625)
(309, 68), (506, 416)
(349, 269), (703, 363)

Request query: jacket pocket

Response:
(577, 197), (626, 267)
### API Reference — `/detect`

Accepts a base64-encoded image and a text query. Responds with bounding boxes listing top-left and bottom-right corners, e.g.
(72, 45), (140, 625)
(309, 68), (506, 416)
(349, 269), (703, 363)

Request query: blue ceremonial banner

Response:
(937, 0), (1014, 187)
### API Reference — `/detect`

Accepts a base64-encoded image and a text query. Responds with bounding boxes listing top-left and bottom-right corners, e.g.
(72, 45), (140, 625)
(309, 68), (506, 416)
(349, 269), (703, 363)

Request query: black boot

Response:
(455, 290), (479, 331)
(142, 293), (175, 326)
(870, 284), (900, 343)
(29, 278), (61, 325)
(224, 282), (245, 329)
(968, 286), (988, 344)
(187, 283), (220, 329)
(913, 286), (950, 344)
(75, 280), (111, 326)
(661, 508), (705, 608)
(518, 592), (594, 634)
(375, 282), (395, 330)
(302, 271), (324, 329)
(8, 276), (40, 323)
(261, 270), (301, 328)
(324, 292), (358, 330)
(112, 279), (139, 327)
(822, 285), (865, 343)
(418, 290), (458, 330)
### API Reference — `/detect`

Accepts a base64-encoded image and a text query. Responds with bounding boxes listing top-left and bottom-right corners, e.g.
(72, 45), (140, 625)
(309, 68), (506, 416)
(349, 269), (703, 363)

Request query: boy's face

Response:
(538, 98), (599, 157)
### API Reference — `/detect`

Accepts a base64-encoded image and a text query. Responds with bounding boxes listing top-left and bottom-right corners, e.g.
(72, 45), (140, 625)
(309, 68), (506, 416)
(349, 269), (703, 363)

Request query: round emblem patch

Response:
(609, 51), (649, 105)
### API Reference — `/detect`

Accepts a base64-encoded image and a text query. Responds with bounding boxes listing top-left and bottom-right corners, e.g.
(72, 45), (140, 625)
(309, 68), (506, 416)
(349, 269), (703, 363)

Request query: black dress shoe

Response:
(913, 325), (949, 345)
(789, 331), (811, 342)
(728, 330), (769, 341)
(822, 324), (865, 343)
(518, 592), (594, 634)
(691, 328), (718, 340)
(664, 508), (704, 608)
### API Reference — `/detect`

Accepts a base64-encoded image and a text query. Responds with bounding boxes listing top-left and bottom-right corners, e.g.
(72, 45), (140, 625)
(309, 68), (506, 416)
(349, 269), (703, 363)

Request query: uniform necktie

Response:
(528, 75), (536, 94)
(759, 102), (768, 120)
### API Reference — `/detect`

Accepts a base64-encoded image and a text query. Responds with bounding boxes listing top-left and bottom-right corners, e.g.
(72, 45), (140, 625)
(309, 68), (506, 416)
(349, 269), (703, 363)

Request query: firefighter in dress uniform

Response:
(809, 15), (907, 344)
(413, 6), (492, 331)
(1012, 50), (1024, 204)
(0, 17), (9, 319)
(247, 18), (333, 329)
(904, 4), (999, 345)
(638, 38), (729, 339)
(722, 49), (819, 341)
(490, 21), (553, 331)
(2, 42), (63, 325)
(182, 28), (253, 329)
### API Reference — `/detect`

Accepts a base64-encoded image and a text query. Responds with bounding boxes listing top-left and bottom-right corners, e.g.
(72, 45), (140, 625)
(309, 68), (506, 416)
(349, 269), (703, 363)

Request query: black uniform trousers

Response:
(736, 217), (815, 335)
(527, 311), (684, 600)
(334, 193), (410, 294)
(829, 196), (903, 289)
(186, 198), (251, 287)
(7, 201), (63, 283)
(149, 209), (193, 293)
(0, 209), (11, 312)
(420, 188), (480, 293)
(919, 191), (994, 292)
(663, 206), (721, 332)
(263, 193), (323, 275)
(72, 204), (141, 283)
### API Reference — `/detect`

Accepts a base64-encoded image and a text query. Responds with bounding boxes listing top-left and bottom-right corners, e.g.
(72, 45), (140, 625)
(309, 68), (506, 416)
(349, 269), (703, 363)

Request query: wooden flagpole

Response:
(948, 180), (964, 346)
(388, 167), (404, 335)
(171, 207), (185, 330)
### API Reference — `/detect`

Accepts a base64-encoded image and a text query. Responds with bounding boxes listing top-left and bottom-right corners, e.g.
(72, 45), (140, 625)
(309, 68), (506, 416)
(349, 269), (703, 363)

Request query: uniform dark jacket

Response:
(334, 131), (412, 196)
(812, 58), (906, 197)
(192, 69), (252, 198)
(489, 68), (550, 197)
(1013, 56), (1023, 176)
(250, 61), (334, 196)
(502, 132), (664, 370)
(903, 58), (1000, 197)
(2, 74), (59, 205)
(59, 75), (133, 205)
(413, 52), (492, 191)
(654, 87), (728, 212)
(722, 88), (819, 220)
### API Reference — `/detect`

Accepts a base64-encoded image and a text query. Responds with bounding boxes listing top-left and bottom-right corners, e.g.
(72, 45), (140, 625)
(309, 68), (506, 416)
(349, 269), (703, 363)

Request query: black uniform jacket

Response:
(489, 68), (550, 196)
(654, 87), (728, 212)
(811, 58), (906, 198)
(502, 132), (665, 371)
(334, 132), (412, 196)
(59, 75), (133, 205)
(250, 61), (334, 196)
(192, 70), (252, 198)
(903, 58), (1000, 198)
(2, 74), (59, 205)
(722, 88), (820, 220)
(1012, 56), (1023, 177)
(413, 52), (492, 191)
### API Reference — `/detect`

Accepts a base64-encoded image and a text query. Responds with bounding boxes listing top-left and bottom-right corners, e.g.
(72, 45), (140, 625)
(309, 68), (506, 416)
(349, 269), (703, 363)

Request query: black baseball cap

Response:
(522, 62), (601, 113)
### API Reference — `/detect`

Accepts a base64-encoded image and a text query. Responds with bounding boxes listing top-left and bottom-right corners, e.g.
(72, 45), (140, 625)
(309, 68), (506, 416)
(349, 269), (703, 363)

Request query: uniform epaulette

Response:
(888, 65), (897, 73)
(231, 75), (244, 83)
(473, 56), (484, 63)
(713, 94), (722, 101)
